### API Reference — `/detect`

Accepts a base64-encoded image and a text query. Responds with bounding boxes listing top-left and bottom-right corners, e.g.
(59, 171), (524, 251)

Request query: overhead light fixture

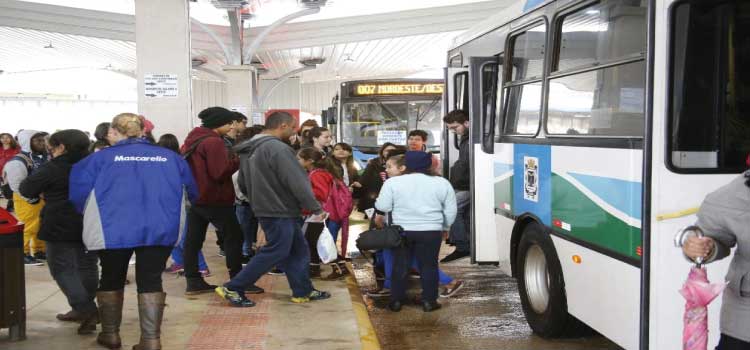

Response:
(210, 0), (246, 9)
(299, 57), (325, 66)
(343, 54), (354, 62)
(43, 42), (54, 49)
(298, 0), (327, 8)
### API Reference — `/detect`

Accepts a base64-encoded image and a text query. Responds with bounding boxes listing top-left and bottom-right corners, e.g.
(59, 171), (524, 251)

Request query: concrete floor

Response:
(0, 236), (362, 350)
(348, 220), (622, 350)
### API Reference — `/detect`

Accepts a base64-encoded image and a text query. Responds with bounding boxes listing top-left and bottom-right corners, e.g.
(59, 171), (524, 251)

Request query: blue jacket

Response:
(69, 138), (198, 250)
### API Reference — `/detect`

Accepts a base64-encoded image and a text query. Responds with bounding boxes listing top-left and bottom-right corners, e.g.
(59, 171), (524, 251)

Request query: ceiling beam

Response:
(243, 1), (513, 52)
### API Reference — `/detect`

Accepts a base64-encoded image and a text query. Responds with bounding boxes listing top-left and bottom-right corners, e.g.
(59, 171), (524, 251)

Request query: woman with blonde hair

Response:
(70, 113), (198, 350)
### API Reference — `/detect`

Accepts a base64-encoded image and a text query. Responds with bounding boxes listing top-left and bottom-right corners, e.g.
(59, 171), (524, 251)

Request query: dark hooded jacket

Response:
(235, 134), (321, 218)
(449, 133), (470, 191)
(19, 152), (85, 242)
(181, 127), (239, 206)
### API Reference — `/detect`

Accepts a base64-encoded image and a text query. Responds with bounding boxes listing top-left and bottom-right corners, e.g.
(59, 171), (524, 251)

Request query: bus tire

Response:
(515, 222), (571, 338)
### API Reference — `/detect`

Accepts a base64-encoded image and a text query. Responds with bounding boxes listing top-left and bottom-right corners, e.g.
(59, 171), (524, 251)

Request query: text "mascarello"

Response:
(114, 155), (168, 162)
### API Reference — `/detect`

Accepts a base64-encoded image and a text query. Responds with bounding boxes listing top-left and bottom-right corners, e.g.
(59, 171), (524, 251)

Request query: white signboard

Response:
(376, 130), (407, 145)
(144, 74), (178, 98)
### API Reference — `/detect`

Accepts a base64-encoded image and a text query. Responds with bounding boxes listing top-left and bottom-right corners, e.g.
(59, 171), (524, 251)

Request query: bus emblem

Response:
(523, 156), (539, 202)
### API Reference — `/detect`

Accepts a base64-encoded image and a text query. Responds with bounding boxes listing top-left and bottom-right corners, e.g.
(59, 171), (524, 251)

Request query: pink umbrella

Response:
(677, 227), (727, 350)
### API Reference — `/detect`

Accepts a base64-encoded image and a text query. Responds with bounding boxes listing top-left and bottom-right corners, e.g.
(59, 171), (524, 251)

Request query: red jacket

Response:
(182, 127), (239, 206)
(309, 168), (333, 204)
(0, 146), (19, 174)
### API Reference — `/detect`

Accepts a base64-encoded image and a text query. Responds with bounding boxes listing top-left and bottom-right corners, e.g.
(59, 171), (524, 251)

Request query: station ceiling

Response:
(0, 0), (514, 84)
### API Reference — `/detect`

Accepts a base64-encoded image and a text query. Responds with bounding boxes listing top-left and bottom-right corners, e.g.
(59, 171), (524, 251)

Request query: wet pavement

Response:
(350, 247), (622, 350)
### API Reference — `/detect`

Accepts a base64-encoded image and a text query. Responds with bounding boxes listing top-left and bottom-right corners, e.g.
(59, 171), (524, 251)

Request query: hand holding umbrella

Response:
(676, 226), (727, 350)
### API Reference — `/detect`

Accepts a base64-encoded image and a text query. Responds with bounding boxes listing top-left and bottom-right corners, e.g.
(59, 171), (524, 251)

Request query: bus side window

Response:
(546, 0), (646, 137)
(503, 23), (546, 136)
(669, 0), (750, 171)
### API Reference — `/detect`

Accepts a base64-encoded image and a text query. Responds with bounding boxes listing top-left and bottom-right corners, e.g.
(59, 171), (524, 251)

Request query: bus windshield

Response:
(341, 99), (442, 152)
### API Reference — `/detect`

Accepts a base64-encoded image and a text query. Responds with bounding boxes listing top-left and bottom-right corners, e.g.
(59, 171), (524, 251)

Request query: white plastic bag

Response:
(317, 225), (338, 264)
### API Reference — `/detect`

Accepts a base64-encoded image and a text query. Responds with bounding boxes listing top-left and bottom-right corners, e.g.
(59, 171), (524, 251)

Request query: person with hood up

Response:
(215, 111), (330, 307)
(69, 113), (198, 350)
(19, 129), (99, 334)
(3, 129), (50, 265)
(181, 106), (245, 295)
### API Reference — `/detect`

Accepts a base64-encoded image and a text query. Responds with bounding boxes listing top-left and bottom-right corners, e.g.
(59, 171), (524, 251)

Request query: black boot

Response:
(185, 278), (217, 295)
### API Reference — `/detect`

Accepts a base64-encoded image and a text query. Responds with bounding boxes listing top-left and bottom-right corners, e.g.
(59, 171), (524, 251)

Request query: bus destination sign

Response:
(354, 83), (444, 96)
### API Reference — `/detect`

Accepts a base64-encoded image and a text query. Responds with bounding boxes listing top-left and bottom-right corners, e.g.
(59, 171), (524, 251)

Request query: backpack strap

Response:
(12, 153), (34, 172)
(182, 135), (212, 160)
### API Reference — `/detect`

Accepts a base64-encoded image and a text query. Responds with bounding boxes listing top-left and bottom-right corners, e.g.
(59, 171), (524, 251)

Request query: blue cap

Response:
(404, 151), (432, 174)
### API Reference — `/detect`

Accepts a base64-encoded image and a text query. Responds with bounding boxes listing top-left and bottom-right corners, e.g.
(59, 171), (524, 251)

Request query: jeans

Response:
(98, 246), (172, 293)
(449, 190), (471, 252)
(326, 220), (341, 243)
(46, 241), (99, 313)
(183, 205), (243, 279)
(382, 248), (453, 289)
(235, 204), (258, 257)
(225, 217), (313, 298)
(171, 233), (207, 270)
(391, 230), (443, 303)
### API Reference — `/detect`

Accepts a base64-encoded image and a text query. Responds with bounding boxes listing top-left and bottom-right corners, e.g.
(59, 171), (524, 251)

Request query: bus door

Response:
(468, 56), (503, 264)
(648, 1), (748, 348)
(442, 67), (468, 178)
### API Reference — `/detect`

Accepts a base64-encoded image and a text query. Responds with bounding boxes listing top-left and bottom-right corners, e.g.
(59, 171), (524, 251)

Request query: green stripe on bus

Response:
(551, 174), (642, 260)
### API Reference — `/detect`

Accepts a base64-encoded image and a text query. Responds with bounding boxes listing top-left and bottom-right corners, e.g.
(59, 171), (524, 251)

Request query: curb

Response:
(345, 262), (381, 350)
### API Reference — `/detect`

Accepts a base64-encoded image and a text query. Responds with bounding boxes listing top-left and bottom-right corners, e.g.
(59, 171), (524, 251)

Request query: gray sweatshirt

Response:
(235, 134), (321, 218)
(3, 130), (40, 194)
(695, 172), (750, 342)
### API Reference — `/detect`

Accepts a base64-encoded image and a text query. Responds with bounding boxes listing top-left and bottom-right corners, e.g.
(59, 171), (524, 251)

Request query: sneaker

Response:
(366, 288), (391, 297)
(215, 286), (255, 307)
(439, 280), (465, 298)
(241, 255), (251, 265)
(440, 250), (470, 263)
(245, 285), (264, 294)
(200, 269), (211, 278)
(33, 252), (47, 261)
(408, 270), (421, 280)
(291, 289), (331, 303)
(24, 255), (43, 266)
(185, 278), (218, 295)
(164, 263), (184, 274)
(217, 249), (226, 257)
(267, 267), (285, 276)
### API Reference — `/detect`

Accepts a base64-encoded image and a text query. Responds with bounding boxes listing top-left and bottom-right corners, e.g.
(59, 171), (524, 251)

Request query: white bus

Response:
(442, 0), (748, 349)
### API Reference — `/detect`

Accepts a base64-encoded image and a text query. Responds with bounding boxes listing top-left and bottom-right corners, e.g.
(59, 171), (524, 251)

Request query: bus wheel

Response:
(516, 222), (570, 337)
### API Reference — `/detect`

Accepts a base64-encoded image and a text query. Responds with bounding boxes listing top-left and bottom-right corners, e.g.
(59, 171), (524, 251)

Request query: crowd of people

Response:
(0, 107), (474, 348)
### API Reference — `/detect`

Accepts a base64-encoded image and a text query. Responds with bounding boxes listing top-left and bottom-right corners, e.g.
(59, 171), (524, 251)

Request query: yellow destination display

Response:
(355, 83), (444, 96)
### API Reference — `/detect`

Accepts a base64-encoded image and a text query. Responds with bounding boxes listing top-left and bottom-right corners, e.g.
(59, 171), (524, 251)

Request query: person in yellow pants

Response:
(14, 192), (45, 265)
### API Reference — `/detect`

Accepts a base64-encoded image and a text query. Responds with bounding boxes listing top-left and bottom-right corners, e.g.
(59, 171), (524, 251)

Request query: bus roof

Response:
(449, 0), (553, 50)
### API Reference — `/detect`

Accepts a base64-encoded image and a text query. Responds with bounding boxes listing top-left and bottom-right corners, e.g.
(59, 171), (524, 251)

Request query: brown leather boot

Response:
(96, 290), (124, 349)
(132, 292), (166, 350)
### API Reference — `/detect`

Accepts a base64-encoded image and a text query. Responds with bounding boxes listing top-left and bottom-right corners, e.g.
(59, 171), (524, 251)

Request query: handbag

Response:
(355, 212), (403, 251)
